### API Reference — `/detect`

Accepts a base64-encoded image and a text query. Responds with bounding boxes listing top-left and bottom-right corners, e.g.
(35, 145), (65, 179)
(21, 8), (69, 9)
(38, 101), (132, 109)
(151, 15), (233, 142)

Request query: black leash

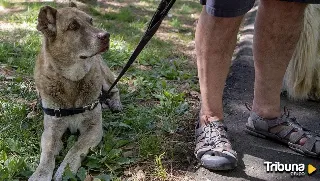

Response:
(100, 0), (176, 102)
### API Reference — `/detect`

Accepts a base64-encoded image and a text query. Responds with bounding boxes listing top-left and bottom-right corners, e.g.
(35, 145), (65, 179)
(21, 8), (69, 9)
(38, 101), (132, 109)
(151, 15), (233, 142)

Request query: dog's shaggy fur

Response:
(284, 4), (320, 100)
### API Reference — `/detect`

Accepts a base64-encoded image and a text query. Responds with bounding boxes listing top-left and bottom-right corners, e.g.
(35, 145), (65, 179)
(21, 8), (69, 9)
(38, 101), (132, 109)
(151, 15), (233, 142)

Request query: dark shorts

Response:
(200, 0), (320, 17)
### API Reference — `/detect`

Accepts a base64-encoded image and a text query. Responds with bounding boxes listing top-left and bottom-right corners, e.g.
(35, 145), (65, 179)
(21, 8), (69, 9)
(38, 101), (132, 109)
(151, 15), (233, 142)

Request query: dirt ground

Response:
(186, 4), (320, 181)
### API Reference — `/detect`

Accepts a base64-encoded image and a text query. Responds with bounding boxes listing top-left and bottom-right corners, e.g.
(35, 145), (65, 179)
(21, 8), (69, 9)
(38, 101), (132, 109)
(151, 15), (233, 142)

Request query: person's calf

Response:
(196, 8), (244, 126)
(252, 0), (307, 119)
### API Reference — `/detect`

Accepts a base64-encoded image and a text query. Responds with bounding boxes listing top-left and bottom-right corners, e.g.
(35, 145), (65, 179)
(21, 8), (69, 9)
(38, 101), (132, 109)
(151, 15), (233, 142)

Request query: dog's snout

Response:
(98, 32), (110, 41)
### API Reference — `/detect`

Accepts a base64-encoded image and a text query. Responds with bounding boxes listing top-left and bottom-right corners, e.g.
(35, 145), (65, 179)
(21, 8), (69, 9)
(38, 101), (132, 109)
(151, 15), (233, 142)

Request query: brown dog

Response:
(29, 5), (122, 181)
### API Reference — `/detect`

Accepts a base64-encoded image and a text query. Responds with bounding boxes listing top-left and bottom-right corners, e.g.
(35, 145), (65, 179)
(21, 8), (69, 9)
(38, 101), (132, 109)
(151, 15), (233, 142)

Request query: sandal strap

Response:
(195, 120), (235, 159)
(314, 141), (320, 154)
(248, 110), (320, 157)
(288, 130), (306, 144)
(249, 112), (287, 131)
(250, 112), (308, 136)
(303, 137), (317, 152)
(266, 118), (287, 127)
(277, 126), (295, 138)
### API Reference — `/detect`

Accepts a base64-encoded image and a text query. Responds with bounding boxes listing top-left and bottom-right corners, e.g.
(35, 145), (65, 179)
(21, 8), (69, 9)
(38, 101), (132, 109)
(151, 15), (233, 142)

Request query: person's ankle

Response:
(251, 106), (281, 119)
(200, 115), (222, 126)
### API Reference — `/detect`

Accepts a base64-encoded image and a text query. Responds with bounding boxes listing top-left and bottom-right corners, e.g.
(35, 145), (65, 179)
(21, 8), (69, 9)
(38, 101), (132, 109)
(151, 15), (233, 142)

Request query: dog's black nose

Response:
(98, 32), (110, 41)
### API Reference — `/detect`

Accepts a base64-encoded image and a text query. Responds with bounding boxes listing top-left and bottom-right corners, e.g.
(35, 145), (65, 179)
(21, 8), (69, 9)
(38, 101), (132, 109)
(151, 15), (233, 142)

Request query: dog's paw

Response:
(28, 169), (52, 181)
(101, 102), (109, 110)
(53, 171), (63, 181)
(107, 99), (123, 113)
(53, 164), (68, 181)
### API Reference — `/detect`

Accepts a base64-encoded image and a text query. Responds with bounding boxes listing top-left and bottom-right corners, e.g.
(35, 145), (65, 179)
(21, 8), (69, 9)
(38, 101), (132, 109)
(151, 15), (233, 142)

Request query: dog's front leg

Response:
(102, 82), (123, 113)
(54, 116), (103, 181)
(99, 60), (123, 112)
(29, 120), (66, 181)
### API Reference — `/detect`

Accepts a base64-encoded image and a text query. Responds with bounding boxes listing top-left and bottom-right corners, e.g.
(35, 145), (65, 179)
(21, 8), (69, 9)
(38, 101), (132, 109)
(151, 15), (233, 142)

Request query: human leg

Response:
(196, 8), (244, 125)
(252, 0), (307, 119)
(195, 0), (254, 170)
(248, 0), (320, 157)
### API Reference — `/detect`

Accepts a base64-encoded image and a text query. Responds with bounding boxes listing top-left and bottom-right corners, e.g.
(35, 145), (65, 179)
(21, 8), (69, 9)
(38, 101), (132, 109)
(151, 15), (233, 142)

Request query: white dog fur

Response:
(284, 4), (320, 101)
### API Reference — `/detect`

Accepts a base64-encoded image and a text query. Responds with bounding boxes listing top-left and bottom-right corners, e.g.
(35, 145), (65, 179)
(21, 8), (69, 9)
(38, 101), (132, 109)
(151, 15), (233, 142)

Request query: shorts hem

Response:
(206, 3), (255, 17)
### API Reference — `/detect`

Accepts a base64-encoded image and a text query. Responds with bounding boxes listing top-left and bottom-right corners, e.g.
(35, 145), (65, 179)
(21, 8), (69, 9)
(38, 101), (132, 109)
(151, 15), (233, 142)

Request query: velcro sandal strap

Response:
(289, 130), (306, 144)
(314, 141), (320, 154)
(303, 137), (317, 152)
(277, 126), (295, 138)
(267, 118), (287, 128)
(249, 112), (286, 131)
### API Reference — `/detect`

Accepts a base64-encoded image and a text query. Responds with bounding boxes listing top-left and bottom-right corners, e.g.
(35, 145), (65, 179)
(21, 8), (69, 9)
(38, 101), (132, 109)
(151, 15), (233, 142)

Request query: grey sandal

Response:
(195, 119), (238, 170)
(246, 111), (320, 157)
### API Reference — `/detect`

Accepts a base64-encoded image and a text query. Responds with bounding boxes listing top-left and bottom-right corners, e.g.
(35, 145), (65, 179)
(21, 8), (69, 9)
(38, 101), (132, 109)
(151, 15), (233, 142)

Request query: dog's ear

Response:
(69, 1), (78, 8)
(37, 6), (57, 38)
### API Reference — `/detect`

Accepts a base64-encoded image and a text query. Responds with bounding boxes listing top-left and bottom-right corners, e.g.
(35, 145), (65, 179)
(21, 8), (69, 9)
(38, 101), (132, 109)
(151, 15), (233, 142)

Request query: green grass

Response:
(179, 4), (193, 14)
(169, 18), (182, 29)
(154, 153), (168, 180)
(0, 0), (201, 180)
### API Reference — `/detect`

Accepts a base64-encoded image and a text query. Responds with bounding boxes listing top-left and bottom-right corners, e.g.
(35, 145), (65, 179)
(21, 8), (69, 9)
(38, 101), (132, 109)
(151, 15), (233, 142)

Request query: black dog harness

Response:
(42, 100), (100, 117)
(41, 0), (175, 118)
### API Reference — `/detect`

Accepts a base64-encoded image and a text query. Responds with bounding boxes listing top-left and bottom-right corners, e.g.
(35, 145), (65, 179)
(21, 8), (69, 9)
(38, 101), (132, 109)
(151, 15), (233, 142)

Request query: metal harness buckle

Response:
(83, 101), (99, 111)
(54, 109), (61, 117)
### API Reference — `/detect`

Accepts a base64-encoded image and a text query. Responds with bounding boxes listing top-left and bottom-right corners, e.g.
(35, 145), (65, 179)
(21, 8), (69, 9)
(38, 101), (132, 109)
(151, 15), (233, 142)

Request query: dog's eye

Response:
(68, 20), (80, 31)
(89, 18), (93, 25)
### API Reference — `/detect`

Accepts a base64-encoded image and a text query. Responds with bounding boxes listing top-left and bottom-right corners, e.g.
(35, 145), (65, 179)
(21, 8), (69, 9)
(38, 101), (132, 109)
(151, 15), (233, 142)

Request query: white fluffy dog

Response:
(284, 4), (320, 101)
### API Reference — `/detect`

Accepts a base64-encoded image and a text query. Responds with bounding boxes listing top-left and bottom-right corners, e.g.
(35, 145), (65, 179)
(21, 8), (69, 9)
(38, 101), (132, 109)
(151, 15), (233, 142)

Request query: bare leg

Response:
(252, 0), (307, 118)
(194, 6), (244, 170)
(246, 0), (311, 148)
(196, 7), (243, 124)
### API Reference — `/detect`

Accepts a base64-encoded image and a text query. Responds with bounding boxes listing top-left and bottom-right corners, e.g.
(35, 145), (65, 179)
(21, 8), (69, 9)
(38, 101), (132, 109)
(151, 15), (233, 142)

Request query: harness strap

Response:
(42, 101), (99, 117)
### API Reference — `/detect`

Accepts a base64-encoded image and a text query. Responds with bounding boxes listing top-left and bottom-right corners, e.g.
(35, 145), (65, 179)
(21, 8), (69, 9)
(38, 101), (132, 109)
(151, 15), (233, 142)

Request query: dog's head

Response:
(37, 5), (109, 62)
